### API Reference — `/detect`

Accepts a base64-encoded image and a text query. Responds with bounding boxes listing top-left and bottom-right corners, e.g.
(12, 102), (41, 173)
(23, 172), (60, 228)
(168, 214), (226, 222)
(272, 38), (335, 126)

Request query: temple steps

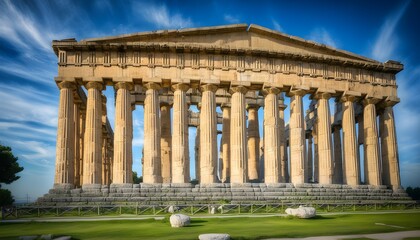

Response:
(36, 183), (414, 206)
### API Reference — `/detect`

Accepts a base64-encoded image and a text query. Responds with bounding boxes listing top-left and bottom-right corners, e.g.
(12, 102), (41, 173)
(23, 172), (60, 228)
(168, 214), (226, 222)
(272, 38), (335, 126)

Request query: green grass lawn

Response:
(1, 212), (420, 240)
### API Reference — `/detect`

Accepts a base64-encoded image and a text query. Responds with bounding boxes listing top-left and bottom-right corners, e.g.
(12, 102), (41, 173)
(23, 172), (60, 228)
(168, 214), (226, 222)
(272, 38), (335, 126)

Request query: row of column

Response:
(54, 81), (401, 190)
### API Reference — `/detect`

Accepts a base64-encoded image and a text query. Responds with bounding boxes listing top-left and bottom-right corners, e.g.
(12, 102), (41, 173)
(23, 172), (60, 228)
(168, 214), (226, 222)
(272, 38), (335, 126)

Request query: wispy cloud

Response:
(308, 27), (337, 48)
(371, 1), (410, 61)
(135, 3), (193, 29)
(272, 19), (283, 32)
(224, 14), (240, 24)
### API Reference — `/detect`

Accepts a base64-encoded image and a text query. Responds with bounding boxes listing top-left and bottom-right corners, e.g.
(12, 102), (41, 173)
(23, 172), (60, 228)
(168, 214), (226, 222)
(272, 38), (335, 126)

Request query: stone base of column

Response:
(81, 184), (102, 191)
(110, 183), (134, 189)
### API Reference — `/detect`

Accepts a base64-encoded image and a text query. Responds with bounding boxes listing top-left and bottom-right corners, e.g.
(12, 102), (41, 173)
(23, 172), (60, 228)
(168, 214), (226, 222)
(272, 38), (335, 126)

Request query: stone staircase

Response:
(36, 183), (414, 206)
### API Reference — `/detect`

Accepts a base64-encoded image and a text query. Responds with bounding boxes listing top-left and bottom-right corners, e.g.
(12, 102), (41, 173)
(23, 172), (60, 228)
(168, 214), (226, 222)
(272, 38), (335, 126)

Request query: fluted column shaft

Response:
(263, 88), (281, 183)
(307, 136), (313, 182)
(78, 112), (85, 185)
(54, 81), (76, 188)
(288, 90), (306, 184)
(315, 93), (333, 184)
(172, 84), (190, 183)
(247, 104), (260, 182)
(82, 82), (103, 185)
(279, 102), (288, 183)
(221, 104), (231, 183)
(73, 103), (81, 187)
(230, 86), (248, 183)
(112, 82), (133, 184)
(379, 104), (401, 190)
(161, 103), (172, 183)
(363, 98), (381, 186)
(341, 96), (360, 186)
(200, 84), (218, 184)
(333, 125), (343, 184)
(143, 83), (162, 183)
(195, 125), (201, 182)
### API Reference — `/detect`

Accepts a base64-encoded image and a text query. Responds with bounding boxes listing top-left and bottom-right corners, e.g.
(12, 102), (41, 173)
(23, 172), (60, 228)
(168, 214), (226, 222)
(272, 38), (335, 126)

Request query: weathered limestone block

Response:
(285, 206), (316, 218)
(170, 214), (190, 227)
(199, 234), (231, 240)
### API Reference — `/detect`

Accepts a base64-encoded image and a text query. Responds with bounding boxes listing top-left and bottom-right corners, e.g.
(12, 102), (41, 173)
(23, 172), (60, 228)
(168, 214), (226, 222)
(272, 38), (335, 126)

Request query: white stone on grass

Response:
(170, 214), (190, 227)
(285, 206), (316, 218)
(198, 233), (231, 240)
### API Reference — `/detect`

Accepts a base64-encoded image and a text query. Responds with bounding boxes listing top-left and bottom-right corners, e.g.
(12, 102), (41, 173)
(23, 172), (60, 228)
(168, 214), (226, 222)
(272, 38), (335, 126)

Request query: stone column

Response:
(363, 98), (381, 186)
(199, 84), (218, 184)
(341, 95), (360, 186)
(73, 102), (81, 187)
(143, 83), (162, 183)
(279, 96), (288, 183)
(247, 103), (260, 182)
(195, 125), (200, 182)
(263, 87), (281, 183)
(221, 103), (231, 183)
(54, 81), (76, 189)
(356, 115), (364, 182)
(312, 123), (319, 183)
(288, 89), (307, 184)
(78, 111), (85, 186)
(333, 125), (343, 184)
(230, 85), (248, 183)
(160, 103), (172, 183)
(379, 102), (401, 190)
(172, 83), (190, 183)
(314, 92), (334, 184)
(112, 82), (134, 184)
(82, 82), (103, 186)
(307, 136), (313, 182)
(102, 136), (109, 185)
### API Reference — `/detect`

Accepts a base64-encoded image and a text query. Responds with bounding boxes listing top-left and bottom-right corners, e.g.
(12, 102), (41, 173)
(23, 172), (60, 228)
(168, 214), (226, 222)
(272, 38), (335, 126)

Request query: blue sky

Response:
(1, 0), (419, 202)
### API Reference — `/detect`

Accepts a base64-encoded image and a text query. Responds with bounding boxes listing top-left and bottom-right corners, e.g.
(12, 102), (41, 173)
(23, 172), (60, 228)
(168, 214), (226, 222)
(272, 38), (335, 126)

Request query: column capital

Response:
(341, 95), (360, 103)
(160, 101), (172, 107)
(362, 97), (381, 106)
(313, 89), (335, 100)
(246, 103), (260, 110)
(262, 87), (281, 95)
(172, 83), (190, 92)
(115, 82), (134, 91)
(221, 103), (231, 109)
(230, 85), (248, 94)
(378, 96), (400, 108)
(58, 81), (76, 90)
(143, 82), (161, 90)
(279, 103), (287, 110)
(85, 82), (104, 90)
(200, 84), (218, 93)
(287, 89), (307, 97)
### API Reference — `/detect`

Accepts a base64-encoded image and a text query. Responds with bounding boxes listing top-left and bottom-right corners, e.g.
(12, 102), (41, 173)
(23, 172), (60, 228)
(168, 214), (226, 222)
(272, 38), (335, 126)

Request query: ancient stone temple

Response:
(40, 24), (412, 205)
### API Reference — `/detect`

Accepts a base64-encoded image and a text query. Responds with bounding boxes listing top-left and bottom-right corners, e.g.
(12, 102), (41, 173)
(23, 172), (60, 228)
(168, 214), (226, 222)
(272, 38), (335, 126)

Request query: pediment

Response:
(80, 24), (378, 64)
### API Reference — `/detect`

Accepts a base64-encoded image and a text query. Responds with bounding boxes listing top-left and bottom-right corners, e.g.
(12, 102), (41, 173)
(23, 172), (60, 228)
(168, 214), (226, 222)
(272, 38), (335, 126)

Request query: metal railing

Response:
(2, 202), (419, 220)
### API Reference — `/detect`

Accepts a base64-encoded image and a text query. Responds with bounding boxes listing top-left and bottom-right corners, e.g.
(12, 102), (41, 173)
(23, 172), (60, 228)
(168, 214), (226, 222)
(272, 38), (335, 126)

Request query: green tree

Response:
(406, 186), (420, 200)
(0, 144), (24, 187)
(0, 189), (14, 206)
(132, 171), (142, 184)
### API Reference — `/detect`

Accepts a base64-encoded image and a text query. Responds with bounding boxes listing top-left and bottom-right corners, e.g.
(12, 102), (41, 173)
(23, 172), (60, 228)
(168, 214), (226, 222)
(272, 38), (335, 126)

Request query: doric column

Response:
(112, 82), (134, 184)
(160, 102), (172, 183)
(101, 94), (108, 185)
(230, 85), (248, 183)
(82, 81), (103, 186)
(247, 103), (260, 182)
(279, 97), (288, 183)
(356, 115), (364, 182)
(333, 125), (343, 184)
(263, 87), (281, 183)
(379, 101), (401, 190)
(221, 103), (231, 183)
(312, 123), (319, 183)
(307, 136), (313, 182)
(199, 84), (218, 184)
(143, 82), (162, 183)
(78, 111), (85, 186)
(195, 125), (201, 182)
(54, 81), (76, 189)
(314, 91), (334, 184)
(288, 89), (307, 184)
(172, 83), (190, 183)
(363, 97), (381, 186)
(73, 102), (81, 187)
(341, 95), (360, 186)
